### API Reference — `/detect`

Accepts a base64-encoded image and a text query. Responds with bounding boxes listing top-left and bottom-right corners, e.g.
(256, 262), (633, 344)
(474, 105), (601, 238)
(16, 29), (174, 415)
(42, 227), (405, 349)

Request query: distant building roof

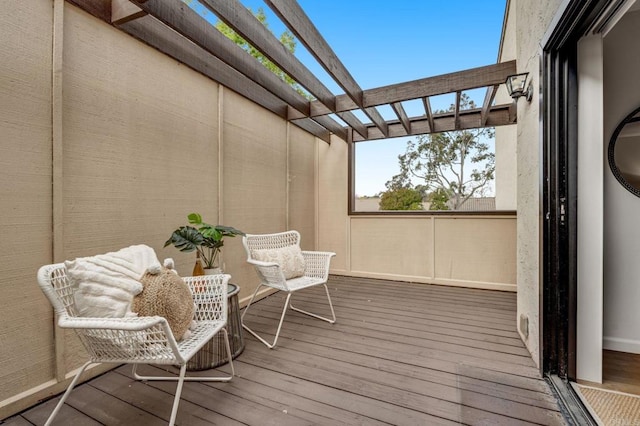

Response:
(450, 197), (496, 211)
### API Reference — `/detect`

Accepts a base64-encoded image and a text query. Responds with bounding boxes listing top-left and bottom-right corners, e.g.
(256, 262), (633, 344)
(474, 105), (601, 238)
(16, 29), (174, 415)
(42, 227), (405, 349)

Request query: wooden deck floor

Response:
(6, 276), (567, 425)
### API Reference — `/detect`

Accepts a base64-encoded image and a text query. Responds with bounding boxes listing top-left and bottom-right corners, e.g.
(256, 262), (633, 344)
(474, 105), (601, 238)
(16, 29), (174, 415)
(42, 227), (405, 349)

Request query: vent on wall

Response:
(520, 314), (529, 339)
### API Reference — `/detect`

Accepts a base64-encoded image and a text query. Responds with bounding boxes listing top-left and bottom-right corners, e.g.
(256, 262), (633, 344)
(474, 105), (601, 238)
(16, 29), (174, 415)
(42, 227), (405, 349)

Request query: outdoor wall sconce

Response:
(505, 72), (532, 102)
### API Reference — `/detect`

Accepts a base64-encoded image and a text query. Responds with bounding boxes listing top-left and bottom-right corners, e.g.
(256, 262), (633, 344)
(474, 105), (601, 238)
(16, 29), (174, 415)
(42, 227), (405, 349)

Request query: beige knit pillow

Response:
(253, 245), (306, 279)
(132, 268), (195, 341)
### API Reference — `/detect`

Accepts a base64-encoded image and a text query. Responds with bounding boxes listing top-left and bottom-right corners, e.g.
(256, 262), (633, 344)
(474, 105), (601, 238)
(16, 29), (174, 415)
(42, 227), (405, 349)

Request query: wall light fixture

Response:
(505, 72), (532, 102)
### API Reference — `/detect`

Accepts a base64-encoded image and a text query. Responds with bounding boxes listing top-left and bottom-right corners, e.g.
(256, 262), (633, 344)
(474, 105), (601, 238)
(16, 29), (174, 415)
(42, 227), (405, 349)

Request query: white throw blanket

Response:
(65, 244), (161, 318)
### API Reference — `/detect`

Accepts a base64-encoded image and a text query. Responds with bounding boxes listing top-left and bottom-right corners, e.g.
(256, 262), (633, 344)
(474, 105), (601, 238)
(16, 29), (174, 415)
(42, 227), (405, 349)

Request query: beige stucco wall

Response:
(501, 0), (564, 367)
(0, 0), (55, 410)
(317, 136), (349, 272)
(495, 1), (518, 211)
(345, 215), (516, 291)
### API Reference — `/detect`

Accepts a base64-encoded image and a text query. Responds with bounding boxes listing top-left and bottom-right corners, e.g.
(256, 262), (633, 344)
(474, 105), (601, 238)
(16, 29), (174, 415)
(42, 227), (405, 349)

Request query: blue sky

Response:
(207, 1), (507, 195)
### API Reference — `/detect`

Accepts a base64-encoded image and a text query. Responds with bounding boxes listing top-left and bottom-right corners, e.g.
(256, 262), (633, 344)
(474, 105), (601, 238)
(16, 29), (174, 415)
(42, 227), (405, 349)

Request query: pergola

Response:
(74, 0), (516, 144)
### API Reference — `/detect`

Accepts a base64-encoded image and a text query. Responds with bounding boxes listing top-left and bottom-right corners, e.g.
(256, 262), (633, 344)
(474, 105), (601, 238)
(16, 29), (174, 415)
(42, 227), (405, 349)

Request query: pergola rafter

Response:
(265, 0), (389, 138)
(391, 102), (411, 134)
(422, 97), (435, 132)
(198, 0), (370, 139)
(74, 0), (517, 144)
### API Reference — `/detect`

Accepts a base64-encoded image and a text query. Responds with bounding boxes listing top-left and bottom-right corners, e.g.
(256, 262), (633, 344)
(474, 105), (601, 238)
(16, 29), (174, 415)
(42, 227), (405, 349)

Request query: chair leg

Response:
(240, 282), (264, 326)
(168, 365), (187, 426)
(221, 327), (235, 377)
(45, 361), (95, 426)
(242, 292), (291, 349)
(289, 283), (336, 324)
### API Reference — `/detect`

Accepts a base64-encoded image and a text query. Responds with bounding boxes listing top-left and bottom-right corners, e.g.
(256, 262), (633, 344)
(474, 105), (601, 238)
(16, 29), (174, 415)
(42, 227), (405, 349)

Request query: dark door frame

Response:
(541, 0), (616, 422)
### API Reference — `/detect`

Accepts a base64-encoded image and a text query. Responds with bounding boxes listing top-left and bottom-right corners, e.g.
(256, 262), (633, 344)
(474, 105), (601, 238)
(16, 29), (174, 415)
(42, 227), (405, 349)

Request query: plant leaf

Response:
(165, 226), (203, 252)
(187, 212), (202, 225)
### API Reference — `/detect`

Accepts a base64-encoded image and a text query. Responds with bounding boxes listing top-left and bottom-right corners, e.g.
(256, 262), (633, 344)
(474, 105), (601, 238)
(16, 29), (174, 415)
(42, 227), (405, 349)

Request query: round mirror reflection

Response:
(608, 108), (640, 197)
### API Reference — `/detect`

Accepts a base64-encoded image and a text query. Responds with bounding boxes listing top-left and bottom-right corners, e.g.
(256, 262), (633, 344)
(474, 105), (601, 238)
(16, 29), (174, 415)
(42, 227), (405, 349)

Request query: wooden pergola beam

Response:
(352, 104), (513, 142)
(69, 1), (516, 144)
(364, 60), (516, 106)
(118, 16), (331, 143)
(308, 60), (516, 117)
(200, 0), (368, 139)
(337, 111), (368, 139)
(134, 0), (309, 114)
(312, 115), (348, 141)
(265, 0), (389, 137)
(391, 102), (411, 134)
(291, 118), (331, 142)
(131, 0), (348, 141)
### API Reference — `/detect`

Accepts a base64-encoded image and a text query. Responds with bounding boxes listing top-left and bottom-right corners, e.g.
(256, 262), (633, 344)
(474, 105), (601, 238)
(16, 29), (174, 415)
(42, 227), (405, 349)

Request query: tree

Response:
(379, 188), (423, 210)
(426, 188), (450, 211)
(215, 8), (309, 97)
(387, 94), (495, 210)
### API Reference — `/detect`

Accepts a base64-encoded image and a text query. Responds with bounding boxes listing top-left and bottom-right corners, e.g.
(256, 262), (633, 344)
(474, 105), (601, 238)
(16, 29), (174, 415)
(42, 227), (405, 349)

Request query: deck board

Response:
(7, 276), (567, 425)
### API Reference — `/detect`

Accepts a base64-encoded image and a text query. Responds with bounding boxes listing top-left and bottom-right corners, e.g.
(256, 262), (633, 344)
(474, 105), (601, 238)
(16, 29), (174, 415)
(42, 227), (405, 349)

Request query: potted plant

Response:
(165, 213), (245, 275)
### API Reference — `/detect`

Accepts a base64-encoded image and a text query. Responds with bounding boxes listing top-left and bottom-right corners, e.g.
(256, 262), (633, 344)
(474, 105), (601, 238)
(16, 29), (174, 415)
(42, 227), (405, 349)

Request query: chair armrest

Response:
(302, 251), (336, 280)
(57, 315), (168, 331)
(246, 259), (288, 291)
(58, 315), (184, 362)
(247, 259), (279, 268)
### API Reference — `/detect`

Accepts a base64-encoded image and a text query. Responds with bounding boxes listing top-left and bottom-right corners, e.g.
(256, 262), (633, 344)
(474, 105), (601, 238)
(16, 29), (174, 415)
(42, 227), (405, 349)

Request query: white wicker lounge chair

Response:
(37, 263), (234, 426)
(241, 230), (336, 348)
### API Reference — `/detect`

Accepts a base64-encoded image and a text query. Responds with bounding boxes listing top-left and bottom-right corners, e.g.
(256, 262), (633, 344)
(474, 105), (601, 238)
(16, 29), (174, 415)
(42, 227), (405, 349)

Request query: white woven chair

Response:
(37, 263), (234, 426)
(241, 230), (336, 348)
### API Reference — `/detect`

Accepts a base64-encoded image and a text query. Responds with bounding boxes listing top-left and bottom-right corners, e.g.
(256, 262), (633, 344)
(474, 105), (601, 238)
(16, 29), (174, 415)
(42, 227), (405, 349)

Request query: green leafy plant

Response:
(164, 213), (244, 269)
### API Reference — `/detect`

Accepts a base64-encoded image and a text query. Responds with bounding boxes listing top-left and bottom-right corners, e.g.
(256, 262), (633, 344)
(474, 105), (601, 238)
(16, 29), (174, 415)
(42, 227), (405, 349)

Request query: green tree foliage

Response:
(379, 188), (424, 211)
(386, 94), (495, 210)
(215, 8), (309, 97)
(426, 188), (450, 211)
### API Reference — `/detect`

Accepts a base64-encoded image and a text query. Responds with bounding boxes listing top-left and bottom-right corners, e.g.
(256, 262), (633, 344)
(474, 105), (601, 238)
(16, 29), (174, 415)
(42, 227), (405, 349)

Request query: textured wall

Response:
(287, 124), (317, 250)
(62, 4), (220, 273)
(317, 136), (349, 272)
(346, 216), (516, 290)
(495, 2), (518, 211)
(513, 0), (564, 367)
(350, 217), (433, 278)
(221, 89), (288, 301)
(0, 0), (55, 407)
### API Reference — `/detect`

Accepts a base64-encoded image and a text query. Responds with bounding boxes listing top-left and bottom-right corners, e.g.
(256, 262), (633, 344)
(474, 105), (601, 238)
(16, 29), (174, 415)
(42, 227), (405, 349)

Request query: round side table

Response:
(187, 283), (245, 371)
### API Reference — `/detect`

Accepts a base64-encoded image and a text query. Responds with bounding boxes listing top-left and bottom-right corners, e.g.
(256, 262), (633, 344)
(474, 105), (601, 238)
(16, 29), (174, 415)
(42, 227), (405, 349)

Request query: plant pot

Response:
(203, 267), (222, 275)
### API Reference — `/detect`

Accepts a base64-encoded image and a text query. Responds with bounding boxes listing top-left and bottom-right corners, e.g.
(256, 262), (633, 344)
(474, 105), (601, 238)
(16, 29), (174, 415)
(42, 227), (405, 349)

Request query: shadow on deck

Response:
(6, 276), (567, 425)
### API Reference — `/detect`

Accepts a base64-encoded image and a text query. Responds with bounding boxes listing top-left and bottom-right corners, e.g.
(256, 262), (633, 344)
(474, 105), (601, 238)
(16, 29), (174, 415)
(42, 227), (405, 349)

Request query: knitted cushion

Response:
(132, 268), (195, 341)
(253, 245), (306, 279)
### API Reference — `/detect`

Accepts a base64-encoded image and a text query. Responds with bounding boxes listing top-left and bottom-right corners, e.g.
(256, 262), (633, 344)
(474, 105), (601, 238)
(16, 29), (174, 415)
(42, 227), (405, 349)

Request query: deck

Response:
(6, 276), (566, 425)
